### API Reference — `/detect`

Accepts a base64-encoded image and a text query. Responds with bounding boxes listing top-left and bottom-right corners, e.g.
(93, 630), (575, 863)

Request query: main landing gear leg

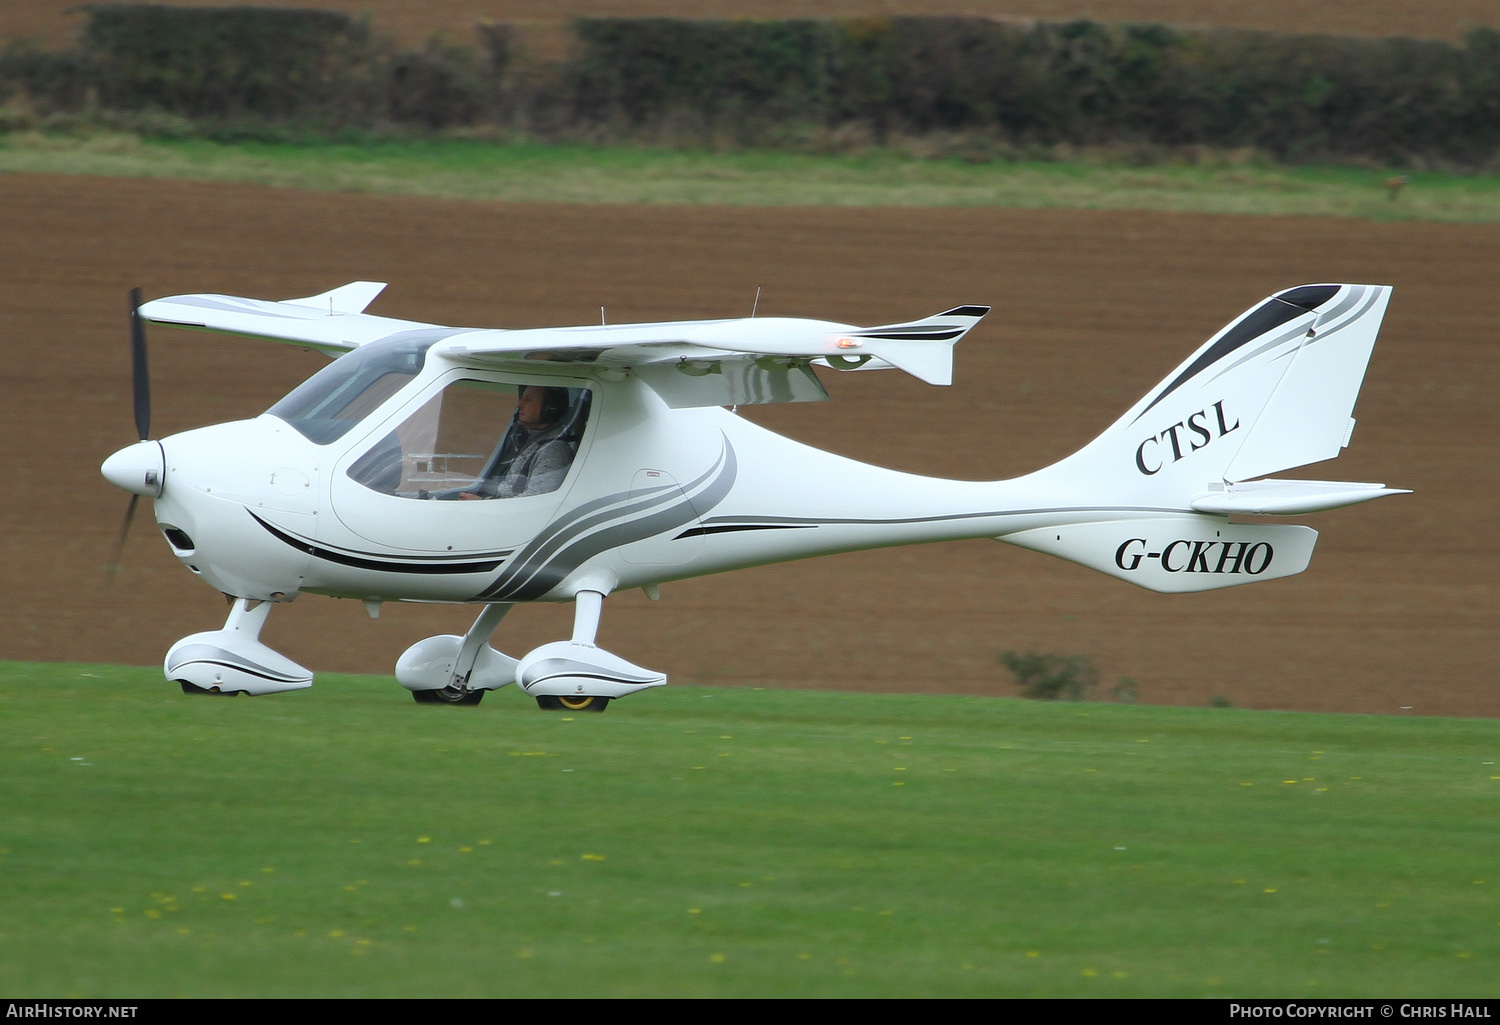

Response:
(519, 588), (667, 712)
(533, 590), (610, 713)
(399, 603), (517, 706)
(572, 589), (604, 645)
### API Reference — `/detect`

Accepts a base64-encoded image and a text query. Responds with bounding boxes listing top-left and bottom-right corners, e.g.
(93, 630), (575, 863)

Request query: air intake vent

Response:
(162, 527), (196, 554)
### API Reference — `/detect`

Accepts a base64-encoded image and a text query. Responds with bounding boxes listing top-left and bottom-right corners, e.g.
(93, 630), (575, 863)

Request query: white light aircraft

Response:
(102, 282), (1407, 709)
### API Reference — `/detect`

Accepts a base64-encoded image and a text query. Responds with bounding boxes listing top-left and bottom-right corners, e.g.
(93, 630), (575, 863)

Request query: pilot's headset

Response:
(517, 385), (569, 426)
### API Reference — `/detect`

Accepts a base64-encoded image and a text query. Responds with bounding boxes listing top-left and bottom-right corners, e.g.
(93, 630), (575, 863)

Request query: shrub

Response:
(1001, 650), (1098, 701)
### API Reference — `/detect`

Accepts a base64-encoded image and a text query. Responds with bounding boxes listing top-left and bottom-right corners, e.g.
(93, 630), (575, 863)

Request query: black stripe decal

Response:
(674, 523), (816, 539)
(253, 514), (507, 574)
(854, 328), (967, 340)
(700, 503), (1188, 528)
(1133, 296), (1319, 423)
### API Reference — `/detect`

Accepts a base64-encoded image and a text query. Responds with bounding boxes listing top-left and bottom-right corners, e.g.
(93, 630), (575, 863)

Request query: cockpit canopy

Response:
(348, 379), (591, 502)
(267, 332), (442, 445)
(267, 335), (592, 501)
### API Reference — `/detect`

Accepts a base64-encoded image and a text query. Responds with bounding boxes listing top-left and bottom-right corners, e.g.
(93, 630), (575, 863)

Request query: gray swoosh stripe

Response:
(501, 450), (737, 599)
(477, 439), (737, 601)
(525, 658), (662, 686)
(479, 477), (706, 599)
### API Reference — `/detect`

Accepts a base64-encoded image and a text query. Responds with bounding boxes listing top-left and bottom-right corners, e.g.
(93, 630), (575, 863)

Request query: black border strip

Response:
(252, 514), (506, 575)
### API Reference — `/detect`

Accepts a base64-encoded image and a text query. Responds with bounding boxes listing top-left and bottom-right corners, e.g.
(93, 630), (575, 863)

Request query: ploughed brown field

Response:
(4, 173), (1493, 715)
(4, 0), (1498, 45)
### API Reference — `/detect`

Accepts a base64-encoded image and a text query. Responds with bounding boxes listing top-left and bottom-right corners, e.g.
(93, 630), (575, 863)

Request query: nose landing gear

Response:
(165, 597), (313, 696)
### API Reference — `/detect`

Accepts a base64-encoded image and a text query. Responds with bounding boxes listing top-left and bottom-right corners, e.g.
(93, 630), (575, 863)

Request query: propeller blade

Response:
(130, 287), (150, 441)
(107, 494), (140, 581)
(113, 289), (151, 581)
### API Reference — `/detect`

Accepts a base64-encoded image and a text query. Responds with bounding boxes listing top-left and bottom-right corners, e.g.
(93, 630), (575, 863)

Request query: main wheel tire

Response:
(413, 686), (483, 706)
(536, 694), (610, 713)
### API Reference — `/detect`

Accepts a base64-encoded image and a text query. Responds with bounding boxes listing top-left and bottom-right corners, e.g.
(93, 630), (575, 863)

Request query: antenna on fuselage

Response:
(601, 306), (606, 325)
(751, 285), (762, 318)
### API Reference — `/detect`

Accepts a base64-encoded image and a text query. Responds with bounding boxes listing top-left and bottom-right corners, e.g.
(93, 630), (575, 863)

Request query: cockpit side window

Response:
(347, 379), (591, 501)
(268, 334), (437, 444)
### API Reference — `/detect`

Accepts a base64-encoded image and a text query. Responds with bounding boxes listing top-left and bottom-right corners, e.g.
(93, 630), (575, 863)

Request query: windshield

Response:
(267, 332), (445, 444)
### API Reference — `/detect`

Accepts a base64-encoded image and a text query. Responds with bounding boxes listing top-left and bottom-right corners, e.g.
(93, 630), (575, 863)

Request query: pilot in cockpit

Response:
(459, 385), (576, 499)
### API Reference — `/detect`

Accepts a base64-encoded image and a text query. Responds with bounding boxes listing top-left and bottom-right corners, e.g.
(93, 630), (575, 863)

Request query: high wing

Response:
(138, 283), (989, 407)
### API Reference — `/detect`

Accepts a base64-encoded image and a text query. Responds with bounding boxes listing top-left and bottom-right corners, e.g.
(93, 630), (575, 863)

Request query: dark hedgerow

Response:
(2, 8), (1499, 168)
(77, 5), (378, 123)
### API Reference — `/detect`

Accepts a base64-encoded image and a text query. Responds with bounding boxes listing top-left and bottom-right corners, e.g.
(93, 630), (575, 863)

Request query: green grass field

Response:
(4, 132), (1500, 221)
(2, 660), (1496, 998)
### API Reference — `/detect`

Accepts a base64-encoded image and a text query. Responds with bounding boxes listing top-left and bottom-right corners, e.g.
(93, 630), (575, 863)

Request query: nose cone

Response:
(102, 440), (165, 498)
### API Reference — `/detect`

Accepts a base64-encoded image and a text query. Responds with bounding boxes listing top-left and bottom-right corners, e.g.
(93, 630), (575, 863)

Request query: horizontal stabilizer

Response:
(834, 306), (991, 386)
(1190, 479), (1410, 516)
(1003, 516), (1318, 593)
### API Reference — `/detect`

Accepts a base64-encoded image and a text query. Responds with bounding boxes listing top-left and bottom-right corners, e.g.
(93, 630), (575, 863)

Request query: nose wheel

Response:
(413, 685), (483, 706)
(536, 694), (610, 713)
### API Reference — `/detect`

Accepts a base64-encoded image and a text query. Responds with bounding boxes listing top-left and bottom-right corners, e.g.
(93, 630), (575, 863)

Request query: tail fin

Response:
(1040, 283), (1399, 504)
(1005, 284), (1407, 592)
